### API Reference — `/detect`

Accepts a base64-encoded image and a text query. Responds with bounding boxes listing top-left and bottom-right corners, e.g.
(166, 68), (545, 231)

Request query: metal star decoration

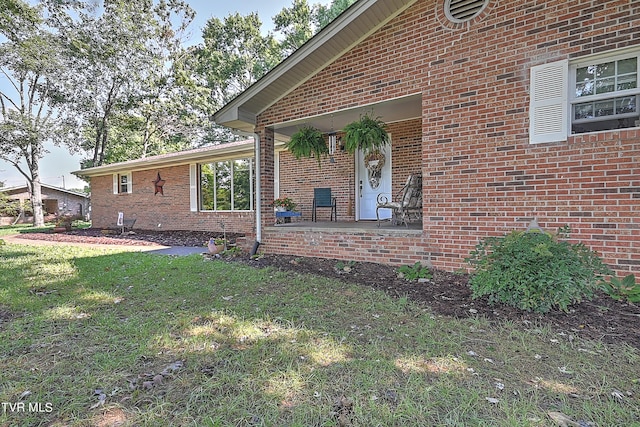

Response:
(152, 172), (166, 195)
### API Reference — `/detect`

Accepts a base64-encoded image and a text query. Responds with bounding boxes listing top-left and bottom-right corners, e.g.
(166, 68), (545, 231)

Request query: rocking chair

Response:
(376, 173), (422, 227)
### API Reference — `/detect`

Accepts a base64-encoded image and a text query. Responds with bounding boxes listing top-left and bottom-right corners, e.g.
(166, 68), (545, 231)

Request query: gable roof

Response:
(73, 139), (257, 177)
(212, 0), (418, 133)
(2, 183), (88, 199)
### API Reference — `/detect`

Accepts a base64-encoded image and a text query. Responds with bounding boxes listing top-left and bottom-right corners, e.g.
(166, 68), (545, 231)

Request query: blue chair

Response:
(312, 188), (337, 221)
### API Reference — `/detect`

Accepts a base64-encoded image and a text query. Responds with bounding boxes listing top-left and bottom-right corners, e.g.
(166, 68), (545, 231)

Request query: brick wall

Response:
(256, 0), (640, 274)
(90, 165), (256, 240)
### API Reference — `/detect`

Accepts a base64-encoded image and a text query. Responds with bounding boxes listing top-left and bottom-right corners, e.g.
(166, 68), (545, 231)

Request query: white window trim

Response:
(112, 172), (132, 194)
(569, 50), (640, 127)
(194, 158), (255, 212)
(189, 164), (198, 212)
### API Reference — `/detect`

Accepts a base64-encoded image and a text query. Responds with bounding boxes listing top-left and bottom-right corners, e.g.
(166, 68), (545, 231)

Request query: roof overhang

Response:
(2, 183), (89, 198)
(213, 0), (419, 134)
(73, 140), (260, 178)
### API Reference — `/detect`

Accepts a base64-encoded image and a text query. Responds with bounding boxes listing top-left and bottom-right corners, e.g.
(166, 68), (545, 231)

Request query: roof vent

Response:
(445, 0), (489, 23)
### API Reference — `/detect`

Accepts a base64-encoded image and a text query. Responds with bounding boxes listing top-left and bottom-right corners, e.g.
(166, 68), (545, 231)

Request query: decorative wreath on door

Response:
(364, 149), (386, 189)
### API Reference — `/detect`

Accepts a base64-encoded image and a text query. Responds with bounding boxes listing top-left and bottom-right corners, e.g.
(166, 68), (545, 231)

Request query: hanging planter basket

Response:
(342, 113), (390, 154)
(285, 125), (329, 166)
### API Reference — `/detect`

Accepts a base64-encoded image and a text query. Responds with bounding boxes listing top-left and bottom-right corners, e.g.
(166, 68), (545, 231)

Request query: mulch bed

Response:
(8, 228), (640, 349)
(14, 228), (235, 247)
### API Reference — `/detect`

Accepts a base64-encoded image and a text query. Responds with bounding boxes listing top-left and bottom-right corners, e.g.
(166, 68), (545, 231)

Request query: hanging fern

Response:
(342, 114), (390, 154)
(285, 125), (329, 166)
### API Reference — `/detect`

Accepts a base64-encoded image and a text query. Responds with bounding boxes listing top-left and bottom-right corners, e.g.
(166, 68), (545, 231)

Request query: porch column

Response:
(259, 126), (275, 229)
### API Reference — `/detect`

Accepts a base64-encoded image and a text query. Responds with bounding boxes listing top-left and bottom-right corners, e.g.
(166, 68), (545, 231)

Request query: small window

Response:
(119, 174), (129, 193)
(113, 172), (132, 194)
(444, 0), (489, 23)
(571, 53), (640, 134)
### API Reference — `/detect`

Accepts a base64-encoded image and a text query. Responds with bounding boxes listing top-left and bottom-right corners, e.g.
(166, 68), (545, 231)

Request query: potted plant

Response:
(342, 113), (390, 154)
(285, 125), (329, 166)
(272, 197), (296, 212)
(207, 237), (226, 255)
(54, 214), (78, 232)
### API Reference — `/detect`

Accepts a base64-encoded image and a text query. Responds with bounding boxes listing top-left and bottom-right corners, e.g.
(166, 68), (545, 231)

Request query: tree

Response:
(273, 0), (357, 56)
(0, 0), (40, 42)
(273, 0), (314, 57)
(195, 12), (281, 106)
(0, 0), (64, 227)
(54, 0), (196, 167)
(0, 190), (21, 217)
(315, 0), (357, 29)
(190, 0), (356, 110)
(180, 12), (282, 145)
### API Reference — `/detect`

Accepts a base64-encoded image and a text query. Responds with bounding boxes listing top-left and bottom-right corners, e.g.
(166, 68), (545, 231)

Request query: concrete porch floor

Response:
(268, 219), (423, 234)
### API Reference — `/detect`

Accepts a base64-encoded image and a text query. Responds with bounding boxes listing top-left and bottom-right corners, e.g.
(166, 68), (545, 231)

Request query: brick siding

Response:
(90, 165), (256, 244)
(254, 0), (640, 275)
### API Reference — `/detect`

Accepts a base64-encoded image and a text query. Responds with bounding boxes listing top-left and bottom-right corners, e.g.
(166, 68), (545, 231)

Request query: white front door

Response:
(357, 143), (392, 220)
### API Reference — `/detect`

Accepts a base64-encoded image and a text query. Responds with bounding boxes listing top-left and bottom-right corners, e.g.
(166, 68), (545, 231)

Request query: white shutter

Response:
(189, 164), (198, 212)
(126, 172), (132, 194)
(274, 151), (280, 198)
(529, 59), (568, 144)
(113, 174), (118, 194)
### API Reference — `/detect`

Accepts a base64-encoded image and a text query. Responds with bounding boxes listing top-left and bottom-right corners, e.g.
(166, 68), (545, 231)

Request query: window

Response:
(197, 159), (254, 211)
(529, 49), (640, 144)
(571, 54), (639, 134)
(112, 172), (132, 194)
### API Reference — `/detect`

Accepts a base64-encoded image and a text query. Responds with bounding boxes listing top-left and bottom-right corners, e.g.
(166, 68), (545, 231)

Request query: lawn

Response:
(0, 239), (638, 426)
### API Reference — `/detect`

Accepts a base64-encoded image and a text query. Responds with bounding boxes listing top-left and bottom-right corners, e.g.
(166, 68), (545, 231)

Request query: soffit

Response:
(73, 141), (256, 177)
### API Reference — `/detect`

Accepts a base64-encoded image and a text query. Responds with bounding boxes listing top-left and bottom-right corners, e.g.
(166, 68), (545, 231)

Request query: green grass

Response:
(0, 222), (91, 238)
(0, 224), (53, 236)
(1, 242), (639, 426)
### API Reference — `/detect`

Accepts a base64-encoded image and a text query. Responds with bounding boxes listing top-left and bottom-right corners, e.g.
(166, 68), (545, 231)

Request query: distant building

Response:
(0, 183), (89, 225)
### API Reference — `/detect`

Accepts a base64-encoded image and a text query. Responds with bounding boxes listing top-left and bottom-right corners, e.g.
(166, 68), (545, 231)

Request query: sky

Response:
(0, 0), (331, 190)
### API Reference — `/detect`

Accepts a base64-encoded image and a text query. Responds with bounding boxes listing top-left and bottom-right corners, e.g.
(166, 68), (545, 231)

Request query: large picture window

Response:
(199, 159), (253, 211)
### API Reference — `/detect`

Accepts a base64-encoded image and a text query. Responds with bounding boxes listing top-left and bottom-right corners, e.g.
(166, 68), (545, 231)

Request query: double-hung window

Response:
(571, 53), (638, 134)
(529, 49), (640, 143)
(112, 172), (132, 194)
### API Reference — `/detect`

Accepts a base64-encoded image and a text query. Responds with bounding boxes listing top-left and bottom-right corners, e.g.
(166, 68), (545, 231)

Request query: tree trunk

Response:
(30, 172), (45, 227)
(92, 124), (101, 167)
(98, 116), (109, 166)
(142, 118), (151, 158)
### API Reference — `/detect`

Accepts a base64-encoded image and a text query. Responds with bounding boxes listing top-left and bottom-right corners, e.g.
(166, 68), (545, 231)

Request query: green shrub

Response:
(601, 274), (640, 303)
(466, 227), (612, 313)
(0, 191), (20, 217)
(397, 262), (432, 281)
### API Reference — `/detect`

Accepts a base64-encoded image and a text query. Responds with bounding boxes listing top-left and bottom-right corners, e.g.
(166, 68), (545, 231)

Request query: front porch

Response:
(263, 219), (433, 268)
(258, 95), (426, 267)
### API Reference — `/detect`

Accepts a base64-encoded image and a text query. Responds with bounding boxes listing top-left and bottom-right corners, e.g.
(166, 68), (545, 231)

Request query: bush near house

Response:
(0, 192), (20, 217)
(466, 227), (612, 313)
